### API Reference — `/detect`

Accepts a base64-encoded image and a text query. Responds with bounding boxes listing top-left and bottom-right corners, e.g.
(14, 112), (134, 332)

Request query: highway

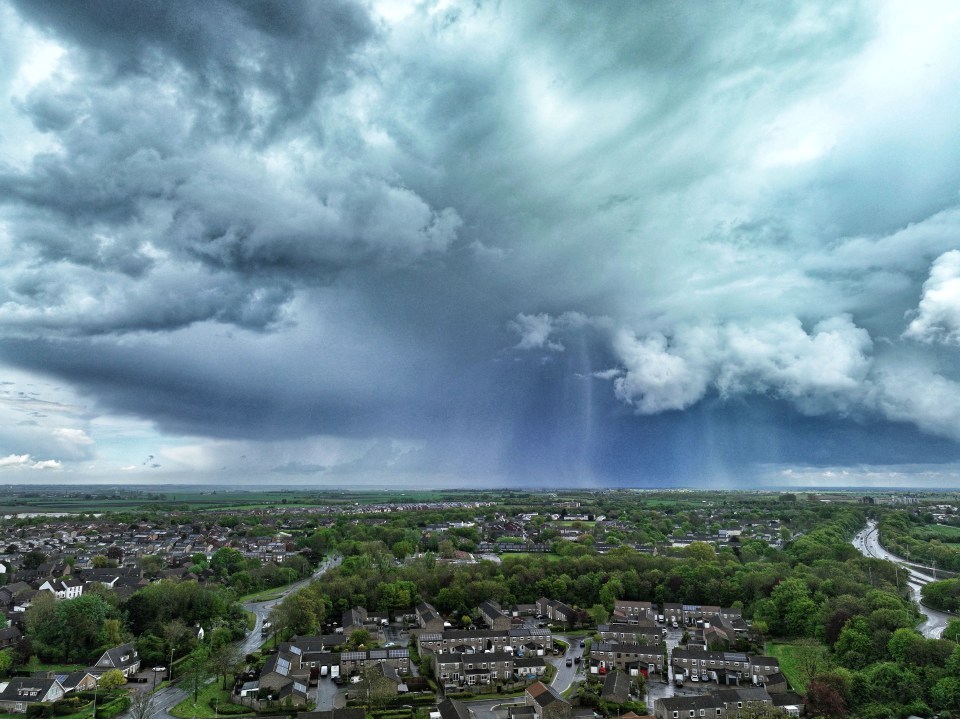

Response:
(852, 522), (954, 638)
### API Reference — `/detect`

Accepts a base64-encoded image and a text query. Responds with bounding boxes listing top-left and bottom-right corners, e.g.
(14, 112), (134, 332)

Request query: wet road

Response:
(852, 522), (954, 638)
(242, 555), (341, 655)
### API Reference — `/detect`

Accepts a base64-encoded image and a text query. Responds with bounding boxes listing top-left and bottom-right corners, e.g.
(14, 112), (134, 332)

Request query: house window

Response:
(672, 713), (678, 719)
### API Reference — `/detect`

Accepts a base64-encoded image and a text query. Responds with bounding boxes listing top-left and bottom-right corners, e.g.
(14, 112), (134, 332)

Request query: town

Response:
(0, 488), (958, 719)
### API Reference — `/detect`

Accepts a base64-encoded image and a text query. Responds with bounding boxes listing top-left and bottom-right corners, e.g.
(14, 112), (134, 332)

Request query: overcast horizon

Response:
(4, 1), (960, 489)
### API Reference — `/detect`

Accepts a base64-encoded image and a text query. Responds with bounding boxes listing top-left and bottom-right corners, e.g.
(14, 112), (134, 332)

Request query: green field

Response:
(501, 552), (563, 562)
(765, 641), (826, 694)
(170, 683), (251, 719)
(919, 524), (960, 539)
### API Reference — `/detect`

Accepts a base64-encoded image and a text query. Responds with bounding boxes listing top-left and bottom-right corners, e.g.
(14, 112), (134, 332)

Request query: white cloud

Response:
(610, 315), (872, 416)
(31, 459), (61, 469)
(510, 313), (563, 351)
(904, 250), (960, 344)
(0, 453), (30, 466)
(53, 427), (94, 446)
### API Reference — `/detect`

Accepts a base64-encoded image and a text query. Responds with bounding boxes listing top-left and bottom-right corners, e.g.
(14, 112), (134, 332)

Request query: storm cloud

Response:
(2, 0), (960, 486)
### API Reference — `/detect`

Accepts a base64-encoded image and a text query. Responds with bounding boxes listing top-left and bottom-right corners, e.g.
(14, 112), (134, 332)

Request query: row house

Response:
(597, 622), (665, 645)
(612, 600), (655, 623)
(671, 649), (779, 684)
(535, 598), (576, 625)
(478, 600), (512, 631)
(683, 605), (722, 622)
(589, 642), (664, 676)
(339, 648), (410, 675)
(433, 650), (545, 686)
(417, 628), (552, 657)
(655, 688), (776, 719)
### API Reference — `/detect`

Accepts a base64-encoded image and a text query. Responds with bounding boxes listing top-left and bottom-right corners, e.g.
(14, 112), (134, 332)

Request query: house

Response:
(0, 625), (22, 649)
(600, 670), (632, 705)
(417, 628), (552, 657)
(613, 600), (655, 623)
(479, 600), (512, 631)
(436, 697), (473, 719)
(716, 687), (773, 715)
(525, 681), (571, 719)
(590, 642), (664, 676)
(56, 672), (98, 693)
(0, 677), (65, 714)
(597, 623), (664, 645)
(417, 602), (446, 632)
(654, 694), (722, 719)
(339, 648), (410, 676)
(433, 650), (544, 686)
(260, 651), (308, 692)
(91, 642), (141, 677)
(37, 579), (83, 600)
(535, 598), (577, 626)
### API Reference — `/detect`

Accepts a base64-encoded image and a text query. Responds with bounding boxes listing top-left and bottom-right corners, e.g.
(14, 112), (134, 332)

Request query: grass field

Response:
(919, 524), (960, 539)
(765, 641), (825, 694)
(501, 552), (563, 562)
(170, 683), (251, 719)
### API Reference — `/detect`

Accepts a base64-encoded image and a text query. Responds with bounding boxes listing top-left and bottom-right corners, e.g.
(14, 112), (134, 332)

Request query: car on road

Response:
(579, 640), (585, 648)
(574, 656), (581, 664)
(566, 659), (573, 667)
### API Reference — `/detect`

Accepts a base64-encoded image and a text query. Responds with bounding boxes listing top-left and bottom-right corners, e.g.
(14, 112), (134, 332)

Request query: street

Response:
(852, 522), (954, 638)
(143, 555), (342, 719)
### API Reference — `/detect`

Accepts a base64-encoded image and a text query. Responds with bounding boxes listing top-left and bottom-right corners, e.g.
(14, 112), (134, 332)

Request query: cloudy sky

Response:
(3, 0), (960, 488)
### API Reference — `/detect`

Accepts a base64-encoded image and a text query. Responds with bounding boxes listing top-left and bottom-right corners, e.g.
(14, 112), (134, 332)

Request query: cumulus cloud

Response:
(53, 427), (94, 445)
(904, 250), (960, 344)
(609, 316), (873, 416)
(0, 453), (60, 470)
(510, 313), (564, 351)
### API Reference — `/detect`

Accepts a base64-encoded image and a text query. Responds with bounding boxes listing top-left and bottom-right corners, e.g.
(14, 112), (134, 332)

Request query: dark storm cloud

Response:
(10, 0), (374, 136)
(3, 0), (960, 484)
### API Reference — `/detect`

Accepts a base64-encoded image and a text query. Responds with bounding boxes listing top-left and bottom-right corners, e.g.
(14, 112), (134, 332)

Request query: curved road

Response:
(852, 522), (954, 638)
(145, 556), (341, 719)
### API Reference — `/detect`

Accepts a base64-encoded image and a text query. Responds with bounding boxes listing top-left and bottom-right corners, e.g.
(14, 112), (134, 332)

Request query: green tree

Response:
(98, 669), (126, 690)
(180, 645), (210, 702)
(0, 648), (12, 676)
(211, 548), (245, 577)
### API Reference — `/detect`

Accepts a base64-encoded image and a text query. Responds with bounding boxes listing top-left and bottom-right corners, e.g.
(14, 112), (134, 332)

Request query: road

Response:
(548, 634), (585, 694)
(144, 555), (341, 719)
(241, 555), (341, 655)
(852, 522), (954, 638)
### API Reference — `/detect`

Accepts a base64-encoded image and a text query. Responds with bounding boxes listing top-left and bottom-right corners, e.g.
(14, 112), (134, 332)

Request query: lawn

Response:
(765, 641), (825, 694)
(501, 552), (563, 562)
(170, 683), (252, 719)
